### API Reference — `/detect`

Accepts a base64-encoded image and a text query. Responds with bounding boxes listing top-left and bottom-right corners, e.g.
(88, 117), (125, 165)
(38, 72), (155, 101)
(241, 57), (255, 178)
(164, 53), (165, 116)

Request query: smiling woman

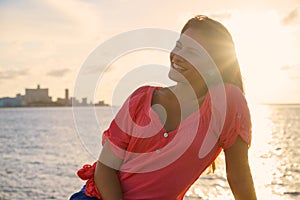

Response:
(70, 15), (257, 200)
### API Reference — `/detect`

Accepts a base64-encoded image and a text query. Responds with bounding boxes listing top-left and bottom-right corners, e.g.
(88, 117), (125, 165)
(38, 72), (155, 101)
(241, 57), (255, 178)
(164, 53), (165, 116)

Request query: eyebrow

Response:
(176, 40), (202, 53)
(176, 35), (209, 56)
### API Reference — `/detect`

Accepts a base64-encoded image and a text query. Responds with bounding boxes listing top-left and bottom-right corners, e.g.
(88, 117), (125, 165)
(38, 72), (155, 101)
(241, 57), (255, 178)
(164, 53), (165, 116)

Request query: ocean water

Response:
(0, 105), (299, 200)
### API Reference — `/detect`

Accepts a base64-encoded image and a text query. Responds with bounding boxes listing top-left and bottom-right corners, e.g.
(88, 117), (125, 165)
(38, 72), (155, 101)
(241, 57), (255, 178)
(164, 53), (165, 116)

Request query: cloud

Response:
(281, 65), (295, 71)
(290, 75), (300, 79)
(43, 0), (102, 38)
(0, 68), (28, 79)
(281, 64), (300, 71)
(281, 64), (300, 79)
(208, 11), (232, 20)
(47, 68), (70, 77)
(0, 0), (103, 44)
(282, 8), (300, 25)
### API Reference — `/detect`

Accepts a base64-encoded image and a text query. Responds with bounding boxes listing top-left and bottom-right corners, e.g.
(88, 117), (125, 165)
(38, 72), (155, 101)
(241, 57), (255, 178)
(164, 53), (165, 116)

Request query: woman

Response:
(71, 15), (257, 200)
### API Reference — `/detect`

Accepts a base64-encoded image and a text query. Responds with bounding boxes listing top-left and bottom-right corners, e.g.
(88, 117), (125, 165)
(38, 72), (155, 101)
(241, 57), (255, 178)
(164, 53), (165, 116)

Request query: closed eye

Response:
(185, 47), (202, 55)
(174, 41), (202, 55)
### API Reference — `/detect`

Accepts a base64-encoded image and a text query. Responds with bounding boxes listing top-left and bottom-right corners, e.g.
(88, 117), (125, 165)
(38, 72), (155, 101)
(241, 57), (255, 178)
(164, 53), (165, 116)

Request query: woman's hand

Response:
(224, 136), (257, 200)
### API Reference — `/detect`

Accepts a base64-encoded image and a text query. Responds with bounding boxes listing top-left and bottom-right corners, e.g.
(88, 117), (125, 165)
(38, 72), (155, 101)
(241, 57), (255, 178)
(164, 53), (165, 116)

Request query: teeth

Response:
(173, 63), (186, 71)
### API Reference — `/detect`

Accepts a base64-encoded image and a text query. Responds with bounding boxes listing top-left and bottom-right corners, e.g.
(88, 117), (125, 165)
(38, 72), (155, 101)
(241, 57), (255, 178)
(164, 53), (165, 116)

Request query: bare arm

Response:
(94, 161), (123, 200)
(94, 142), (124, 200)
(224, 136), (257, 200)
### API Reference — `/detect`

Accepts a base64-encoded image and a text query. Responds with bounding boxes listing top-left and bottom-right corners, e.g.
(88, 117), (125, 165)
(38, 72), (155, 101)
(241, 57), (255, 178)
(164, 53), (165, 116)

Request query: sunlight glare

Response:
(224, 11), (294, 103)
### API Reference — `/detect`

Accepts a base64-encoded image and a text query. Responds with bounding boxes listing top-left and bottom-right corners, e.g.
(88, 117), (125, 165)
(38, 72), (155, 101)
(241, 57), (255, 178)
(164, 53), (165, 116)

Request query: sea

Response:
(0, 104), (299, 200)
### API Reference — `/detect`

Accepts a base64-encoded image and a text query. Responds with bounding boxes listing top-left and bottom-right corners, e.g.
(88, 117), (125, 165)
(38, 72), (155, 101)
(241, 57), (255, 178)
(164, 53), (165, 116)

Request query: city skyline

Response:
(0, 84), (109, 107)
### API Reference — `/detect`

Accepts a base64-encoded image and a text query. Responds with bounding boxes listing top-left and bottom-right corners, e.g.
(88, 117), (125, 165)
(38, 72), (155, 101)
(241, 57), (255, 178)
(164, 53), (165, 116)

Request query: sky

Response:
(1, 0), (300, 105)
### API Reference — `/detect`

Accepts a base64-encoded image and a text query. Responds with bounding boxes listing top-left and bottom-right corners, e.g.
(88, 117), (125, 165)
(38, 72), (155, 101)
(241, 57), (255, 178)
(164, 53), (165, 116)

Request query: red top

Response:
(77, 83), (252, 200)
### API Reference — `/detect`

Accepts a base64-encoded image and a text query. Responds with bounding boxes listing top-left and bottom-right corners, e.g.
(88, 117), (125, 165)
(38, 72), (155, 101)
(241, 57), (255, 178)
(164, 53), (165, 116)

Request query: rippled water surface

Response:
(0, 105), (299, 199)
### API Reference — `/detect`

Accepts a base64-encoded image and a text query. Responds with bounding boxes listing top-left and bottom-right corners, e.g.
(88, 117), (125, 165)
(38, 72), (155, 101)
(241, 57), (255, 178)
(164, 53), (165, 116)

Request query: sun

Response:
(223, 11), (294, 103)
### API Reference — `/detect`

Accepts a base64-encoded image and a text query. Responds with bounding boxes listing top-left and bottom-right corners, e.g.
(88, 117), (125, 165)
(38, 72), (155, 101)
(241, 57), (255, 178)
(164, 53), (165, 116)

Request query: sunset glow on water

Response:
(0, 105), (299, 199)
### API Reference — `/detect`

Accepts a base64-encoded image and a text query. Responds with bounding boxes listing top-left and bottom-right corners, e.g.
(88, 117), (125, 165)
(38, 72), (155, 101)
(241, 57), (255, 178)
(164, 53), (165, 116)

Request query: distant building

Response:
(0, 84), (110, 108)
(0, 97), (23, 107)
(55, 89), (71, 106)
(81, 97), (88, 106)
(24, 84), (52, 105)
(71, 97), (79, 106)
(65, 89), (69, 101)
(71, 97), (94, 106)
(65, 89), (71, 105)
(56, 98), (66, 105)
(95, 100), (109, 106)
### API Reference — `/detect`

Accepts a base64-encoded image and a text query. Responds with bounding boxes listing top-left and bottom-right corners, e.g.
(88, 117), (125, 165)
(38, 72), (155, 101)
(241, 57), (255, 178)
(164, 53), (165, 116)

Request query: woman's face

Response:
(168, 28), (213, 85)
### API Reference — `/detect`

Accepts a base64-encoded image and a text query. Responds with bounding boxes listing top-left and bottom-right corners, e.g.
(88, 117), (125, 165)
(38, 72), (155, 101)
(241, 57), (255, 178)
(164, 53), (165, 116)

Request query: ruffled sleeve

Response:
(76, 85), (152, 199)
(77, 162), (101, 199)
(102, 86), (152, 157)
(218, 84), (252, 150)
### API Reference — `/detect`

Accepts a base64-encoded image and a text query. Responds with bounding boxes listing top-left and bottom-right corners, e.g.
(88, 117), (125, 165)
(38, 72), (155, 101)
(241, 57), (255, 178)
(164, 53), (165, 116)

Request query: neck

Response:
(172, 82), (207, 101)
(168, 82), (207, 120)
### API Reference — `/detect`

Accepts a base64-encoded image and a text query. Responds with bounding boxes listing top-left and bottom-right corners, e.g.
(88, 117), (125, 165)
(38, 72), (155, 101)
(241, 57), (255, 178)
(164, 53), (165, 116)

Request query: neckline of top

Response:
(147, 86), (209, 133)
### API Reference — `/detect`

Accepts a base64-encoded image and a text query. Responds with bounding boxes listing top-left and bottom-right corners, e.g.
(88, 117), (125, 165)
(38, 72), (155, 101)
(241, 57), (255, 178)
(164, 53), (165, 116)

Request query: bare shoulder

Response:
(152, 86), (175, 105)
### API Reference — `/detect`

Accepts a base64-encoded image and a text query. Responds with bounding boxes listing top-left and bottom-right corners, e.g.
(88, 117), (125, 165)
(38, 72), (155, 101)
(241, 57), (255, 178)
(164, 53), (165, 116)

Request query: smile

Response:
(173, 63), (187, 72)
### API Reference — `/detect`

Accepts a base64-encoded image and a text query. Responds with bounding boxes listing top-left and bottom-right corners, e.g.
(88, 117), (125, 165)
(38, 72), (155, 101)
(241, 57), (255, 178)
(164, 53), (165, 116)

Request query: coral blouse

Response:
(77, 83), (252, 200)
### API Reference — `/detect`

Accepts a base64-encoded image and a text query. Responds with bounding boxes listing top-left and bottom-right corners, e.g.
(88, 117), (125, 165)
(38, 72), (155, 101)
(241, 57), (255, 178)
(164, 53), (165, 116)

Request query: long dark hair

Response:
(181, 15), (244, 93)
